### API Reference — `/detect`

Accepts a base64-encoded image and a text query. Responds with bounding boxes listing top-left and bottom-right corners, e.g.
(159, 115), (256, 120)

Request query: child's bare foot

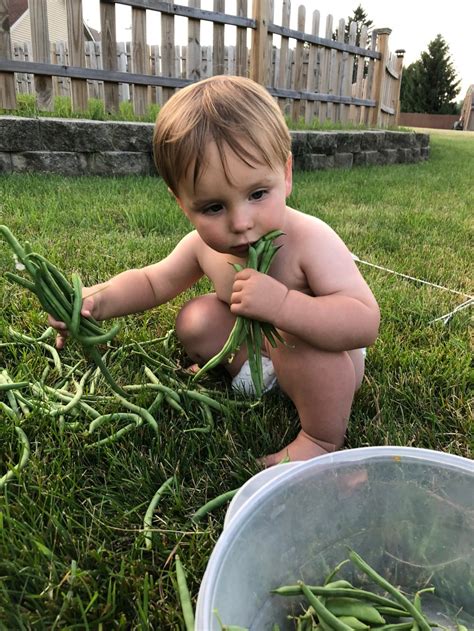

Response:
(259, 430), (336, 468)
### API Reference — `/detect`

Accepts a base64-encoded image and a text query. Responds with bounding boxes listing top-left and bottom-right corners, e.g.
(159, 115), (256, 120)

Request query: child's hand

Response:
(47, 293), (96, 349)
(230, 268), (289, 323)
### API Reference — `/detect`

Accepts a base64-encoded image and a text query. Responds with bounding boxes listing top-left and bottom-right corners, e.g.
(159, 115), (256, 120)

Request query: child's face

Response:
(174, 140), (292, 256)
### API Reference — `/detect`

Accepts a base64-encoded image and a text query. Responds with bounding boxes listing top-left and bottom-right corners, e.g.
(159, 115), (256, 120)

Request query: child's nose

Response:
(229, 206), (254, 233)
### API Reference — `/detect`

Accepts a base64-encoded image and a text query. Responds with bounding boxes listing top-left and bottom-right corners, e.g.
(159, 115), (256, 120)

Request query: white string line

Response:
(429, 297), (474, 324)
(352, 255), (473, 299)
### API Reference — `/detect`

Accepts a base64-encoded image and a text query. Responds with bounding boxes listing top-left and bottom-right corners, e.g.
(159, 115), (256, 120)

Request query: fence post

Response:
(370, 27), (391, 127)
(0, 0), (16, 109)
(30, 0), (53, 110)
(393, 49), (405, 126)
(250, 0), (270, 85)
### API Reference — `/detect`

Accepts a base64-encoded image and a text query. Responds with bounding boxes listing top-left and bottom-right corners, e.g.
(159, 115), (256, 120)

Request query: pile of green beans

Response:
(1, 325), (243, 484)
(270, 549), (461, 630)
(193, 230), (287, 398)
(0, 225), (126, 397)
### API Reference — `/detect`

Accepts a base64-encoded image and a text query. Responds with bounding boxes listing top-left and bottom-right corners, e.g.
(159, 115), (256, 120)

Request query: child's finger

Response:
(47, 314), (67, 331)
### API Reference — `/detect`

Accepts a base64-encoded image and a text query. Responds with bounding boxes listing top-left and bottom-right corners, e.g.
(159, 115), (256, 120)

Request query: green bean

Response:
(38, 341), (63, 374)
(0, 401), (19, 421)
(143, 476), (175, 550)
(191, 488), (239, 522)
(374, 625), (414, 631)
(5, 271), (37, 292)
(49, 370), (91, 416)
(0, 426), (30, 490)
(112, 392), (159, 434)
(87, 347), (128, 398)
(0, 381), (29, 391)
(89, 412), (143, 433)
(76, 323), (121, 347)
(337, 616), (369, 630)
(271, 585), (403, 609)
(348, 550), (431, 631)
(179, 389), (229, 413)
(184, 402), (214, 433)
(86, 421), (142, 447)
(147, 391), (164, 415)
(298, 582), (353, 631)
(175, 555), (195, 631)
(376, 606), (412, 617)
(0, 225), (38, 277)
(325, 598), (385, 624)
(193, 316), (245, 378)
(70, 272), (83, 336)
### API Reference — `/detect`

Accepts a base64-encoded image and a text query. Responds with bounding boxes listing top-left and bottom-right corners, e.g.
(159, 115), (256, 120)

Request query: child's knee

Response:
(175, 297), (211, 344)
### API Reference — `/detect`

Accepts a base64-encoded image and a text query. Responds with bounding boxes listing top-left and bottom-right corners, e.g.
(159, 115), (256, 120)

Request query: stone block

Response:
(11, 151), (87, 175)
(0, 116), (41, 151)
(421, 146), (430, 159)
(306, 131), (337, 154)
(305, 153), (334, 170)
(415, 132), (430, 147)
(353, 150), (380, 166)
(0, 152), (12, 173)
(411, 147), (421, 161)
(396, 148), (412, 163)
(38, 118), (111, 152)
(291, 132), (309, 163)
(360, 131), (385, 150)
(334, 152), (353, 168)
(380, 148), (398, 164)
(109, 121), (154, 152)
(87, 151), (157, 176)
(385, 131), (416, 148)
(335, 132), (360, 154)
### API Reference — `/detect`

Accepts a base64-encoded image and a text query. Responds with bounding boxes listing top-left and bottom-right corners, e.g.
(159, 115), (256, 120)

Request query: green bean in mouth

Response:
(192, 230), (288, 397)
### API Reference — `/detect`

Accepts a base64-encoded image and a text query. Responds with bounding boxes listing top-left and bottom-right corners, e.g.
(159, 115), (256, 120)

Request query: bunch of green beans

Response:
(1, 225), (126, 397)
(272, 549), (454, 630)
(193, 230), (287, 397)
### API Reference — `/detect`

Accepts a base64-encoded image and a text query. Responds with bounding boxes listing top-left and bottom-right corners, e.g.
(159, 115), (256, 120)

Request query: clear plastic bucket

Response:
(195, 447), (474, 630)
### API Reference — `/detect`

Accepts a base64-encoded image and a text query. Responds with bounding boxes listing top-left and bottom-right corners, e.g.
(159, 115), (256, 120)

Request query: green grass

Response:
(0, 131), (473, 628)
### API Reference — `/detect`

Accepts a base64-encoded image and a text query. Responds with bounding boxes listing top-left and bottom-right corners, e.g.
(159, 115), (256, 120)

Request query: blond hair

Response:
(153, 75), (291, 195)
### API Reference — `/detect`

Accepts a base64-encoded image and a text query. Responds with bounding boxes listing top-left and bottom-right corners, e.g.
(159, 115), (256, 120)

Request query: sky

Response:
(82, 0), (472, 98)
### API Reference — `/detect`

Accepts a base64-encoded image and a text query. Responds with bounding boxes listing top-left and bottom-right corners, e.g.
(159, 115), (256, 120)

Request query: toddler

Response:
(50, 75), (380, 467)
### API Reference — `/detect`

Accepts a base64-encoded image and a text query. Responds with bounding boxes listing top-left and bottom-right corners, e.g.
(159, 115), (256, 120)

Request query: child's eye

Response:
(203, 203), (223, 215)
(250, 189), (267, 201)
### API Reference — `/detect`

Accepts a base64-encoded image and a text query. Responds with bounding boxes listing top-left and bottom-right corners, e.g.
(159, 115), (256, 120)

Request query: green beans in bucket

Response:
(193, 230), (287, 397)
(0, 225), (127, 397)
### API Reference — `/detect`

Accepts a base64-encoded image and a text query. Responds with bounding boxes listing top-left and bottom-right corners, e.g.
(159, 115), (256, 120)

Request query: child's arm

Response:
(49, 231), (203, 332)
(230, 223), (380, 352)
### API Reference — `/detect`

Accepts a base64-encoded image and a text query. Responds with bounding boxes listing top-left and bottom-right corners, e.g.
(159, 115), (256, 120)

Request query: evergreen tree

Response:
(400, 35), (461, 113)
(333, 5), (374, 82)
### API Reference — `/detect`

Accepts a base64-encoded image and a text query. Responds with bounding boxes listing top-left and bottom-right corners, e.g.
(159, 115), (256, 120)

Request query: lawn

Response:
(0, 130), (472, 629)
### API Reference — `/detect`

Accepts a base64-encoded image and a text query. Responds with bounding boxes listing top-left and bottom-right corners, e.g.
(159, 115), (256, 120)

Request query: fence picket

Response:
(2, 0), (402, 128)
(100, 0), (119, 112)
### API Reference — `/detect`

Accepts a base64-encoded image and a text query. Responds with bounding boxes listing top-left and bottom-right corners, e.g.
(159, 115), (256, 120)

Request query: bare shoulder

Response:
(285, 208), (372, 300)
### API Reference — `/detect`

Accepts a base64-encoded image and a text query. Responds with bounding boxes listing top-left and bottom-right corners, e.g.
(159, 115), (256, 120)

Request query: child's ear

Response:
(284, 153), (293, 197)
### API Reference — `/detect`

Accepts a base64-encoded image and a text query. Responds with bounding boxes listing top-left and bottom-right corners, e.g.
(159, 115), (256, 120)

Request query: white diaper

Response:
(231, 356), (278, 396)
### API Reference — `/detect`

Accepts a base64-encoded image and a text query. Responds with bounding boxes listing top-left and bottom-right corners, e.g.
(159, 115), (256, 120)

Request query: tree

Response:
(333, 5), (373, 47)
(333, 5), (374, 82)
(400, 35), (461, 114)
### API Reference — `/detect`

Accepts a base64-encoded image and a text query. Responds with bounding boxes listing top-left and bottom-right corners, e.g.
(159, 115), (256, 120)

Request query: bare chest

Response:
(199, 247), (311, 303)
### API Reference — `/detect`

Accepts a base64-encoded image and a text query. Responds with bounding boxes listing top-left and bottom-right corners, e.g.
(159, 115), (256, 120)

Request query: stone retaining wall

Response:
(0, 116), (430, 176)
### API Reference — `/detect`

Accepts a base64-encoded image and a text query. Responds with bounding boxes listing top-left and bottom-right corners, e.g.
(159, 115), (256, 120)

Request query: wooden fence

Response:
(0, 0), (405, 128)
